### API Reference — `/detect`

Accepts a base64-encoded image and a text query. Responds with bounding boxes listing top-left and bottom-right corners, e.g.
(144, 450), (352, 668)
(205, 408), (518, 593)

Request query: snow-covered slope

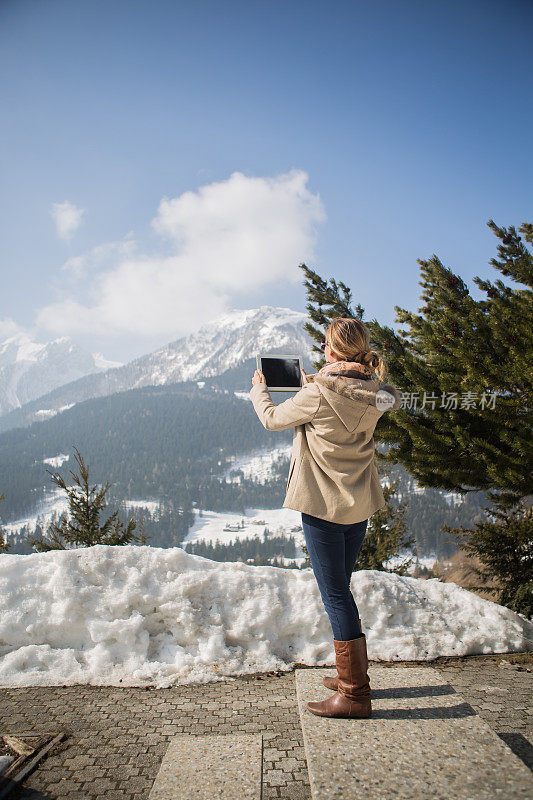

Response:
(0, 544), (531, 687)
(0, 306), (317, 429)
(132, 305), (314, 385)
(0, 332), (122, 416)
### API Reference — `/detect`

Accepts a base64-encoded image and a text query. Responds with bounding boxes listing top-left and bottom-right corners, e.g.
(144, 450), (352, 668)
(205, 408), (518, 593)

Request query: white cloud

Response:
(37, 170), (326, 338)
(60, 234), (136, 280)
(50, 201), (85, 242)
(0, 317), (28, 340)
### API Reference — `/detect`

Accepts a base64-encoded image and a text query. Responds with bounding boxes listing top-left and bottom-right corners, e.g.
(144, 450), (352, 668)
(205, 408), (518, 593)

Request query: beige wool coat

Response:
(249, 372), (402, 524)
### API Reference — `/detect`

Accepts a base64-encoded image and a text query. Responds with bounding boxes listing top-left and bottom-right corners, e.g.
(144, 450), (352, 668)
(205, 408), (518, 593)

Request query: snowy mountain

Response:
(0, 332), (122, 416)
(129, 305), (315, 385)
(0, 306), (317, 431)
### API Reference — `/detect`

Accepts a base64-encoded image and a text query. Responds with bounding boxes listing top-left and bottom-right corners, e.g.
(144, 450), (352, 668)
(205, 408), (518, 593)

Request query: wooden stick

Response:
(0, 732), (66, 799)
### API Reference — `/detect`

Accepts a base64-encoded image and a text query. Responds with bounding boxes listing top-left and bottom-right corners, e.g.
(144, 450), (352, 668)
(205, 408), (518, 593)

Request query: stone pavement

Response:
(146, 734), (263, 799)
(0, 652), (531, 800)
(296, 666), (533, 799)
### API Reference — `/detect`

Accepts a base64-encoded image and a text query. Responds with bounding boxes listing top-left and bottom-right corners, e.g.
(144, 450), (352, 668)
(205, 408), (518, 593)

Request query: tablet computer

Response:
(256, 353), (303, 392)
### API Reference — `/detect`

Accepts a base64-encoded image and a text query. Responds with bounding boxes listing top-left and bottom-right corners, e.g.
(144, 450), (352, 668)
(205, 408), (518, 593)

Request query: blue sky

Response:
(1, 0), (531, 362)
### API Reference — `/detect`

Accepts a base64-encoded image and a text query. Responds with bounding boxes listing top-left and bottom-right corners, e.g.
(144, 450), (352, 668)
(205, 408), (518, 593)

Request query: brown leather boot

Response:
(322, 618), (362, 691)
(307, 635), (372, 719)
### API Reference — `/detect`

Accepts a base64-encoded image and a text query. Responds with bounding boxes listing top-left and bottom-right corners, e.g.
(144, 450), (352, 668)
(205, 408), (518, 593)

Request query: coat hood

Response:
(306, 372), (401, 431)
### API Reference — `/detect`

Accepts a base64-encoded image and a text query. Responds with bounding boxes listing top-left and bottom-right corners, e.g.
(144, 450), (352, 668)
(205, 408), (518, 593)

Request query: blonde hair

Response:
(326, 317), (387, 381)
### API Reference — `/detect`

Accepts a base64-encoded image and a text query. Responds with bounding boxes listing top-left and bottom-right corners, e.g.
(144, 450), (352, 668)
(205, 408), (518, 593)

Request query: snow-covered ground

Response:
(34, 403), (76, 421)
(385, 552), (440, 572)
(184, 506), (302, 545)
(1, 488), (69, 538)
(122, 499), (160, 516)
(0, 544), (530, 688)
(224, 444), (292, 484)
(183, 507), (307, 563)
(42, 453), (70, 468)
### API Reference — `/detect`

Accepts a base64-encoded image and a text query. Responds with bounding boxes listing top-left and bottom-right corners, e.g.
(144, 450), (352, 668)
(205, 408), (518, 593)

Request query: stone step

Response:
(296, 667), (533, 800)
(147, 733), (263, 800)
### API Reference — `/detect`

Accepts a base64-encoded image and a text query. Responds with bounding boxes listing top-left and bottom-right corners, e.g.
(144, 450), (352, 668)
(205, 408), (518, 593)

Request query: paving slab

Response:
(147, 733), (262, 799)
(0, 655), (530, 800)
(296, 666), (533, 800)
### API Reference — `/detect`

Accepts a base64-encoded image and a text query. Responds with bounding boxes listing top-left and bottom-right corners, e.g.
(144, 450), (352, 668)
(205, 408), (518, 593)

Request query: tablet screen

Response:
(260, 356), (301, 389)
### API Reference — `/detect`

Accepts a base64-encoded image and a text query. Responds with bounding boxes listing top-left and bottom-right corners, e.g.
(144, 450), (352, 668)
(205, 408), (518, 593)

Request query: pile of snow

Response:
(0, 545), (531, 688)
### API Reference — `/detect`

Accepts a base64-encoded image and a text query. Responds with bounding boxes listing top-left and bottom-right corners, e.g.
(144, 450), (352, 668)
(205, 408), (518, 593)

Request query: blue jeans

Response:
(301, 512), (368, 641)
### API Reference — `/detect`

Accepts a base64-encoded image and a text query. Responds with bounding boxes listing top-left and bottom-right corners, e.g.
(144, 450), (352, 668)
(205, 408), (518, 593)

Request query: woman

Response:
(250, 317), (401, 720)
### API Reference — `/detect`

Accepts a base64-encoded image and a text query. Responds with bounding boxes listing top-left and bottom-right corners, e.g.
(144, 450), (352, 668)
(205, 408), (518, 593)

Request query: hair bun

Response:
(327, 318), (387, 380)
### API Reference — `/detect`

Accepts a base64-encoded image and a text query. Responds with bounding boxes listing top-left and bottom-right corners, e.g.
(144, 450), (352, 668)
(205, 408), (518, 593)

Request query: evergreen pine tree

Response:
(29, 446), (148, 552)
(358, 478), (414, 572)
(0, 493), (9, 553)
(387, 219), (532, 503)
(299, 219), (533, 616)
(442, 501), (532, 618)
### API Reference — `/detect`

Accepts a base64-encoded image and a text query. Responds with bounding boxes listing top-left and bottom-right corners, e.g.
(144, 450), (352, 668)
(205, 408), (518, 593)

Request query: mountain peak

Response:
(0, 332), (120, 416)
(0, 306), (318, 427)
(152, 305), (313, 382)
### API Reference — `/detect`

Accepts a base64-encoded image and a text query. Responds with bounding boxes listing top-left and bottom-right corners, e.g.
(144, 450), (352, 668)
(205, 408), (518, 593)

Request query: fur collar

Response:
(308, 372), (400, 408)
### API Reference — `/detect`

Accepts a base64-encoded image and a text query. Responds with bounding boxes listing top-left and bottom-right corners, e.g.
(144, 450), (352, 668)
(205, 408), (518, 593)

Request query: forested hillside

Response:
(0, 382), (291, 520)
(0, 380), (490, 559)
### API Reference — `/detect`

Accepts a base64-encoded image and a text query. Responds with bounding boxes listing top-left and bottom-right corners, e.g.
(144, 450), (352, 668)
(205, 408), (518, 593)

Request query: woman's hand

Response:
(252, 369), (266, 387)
